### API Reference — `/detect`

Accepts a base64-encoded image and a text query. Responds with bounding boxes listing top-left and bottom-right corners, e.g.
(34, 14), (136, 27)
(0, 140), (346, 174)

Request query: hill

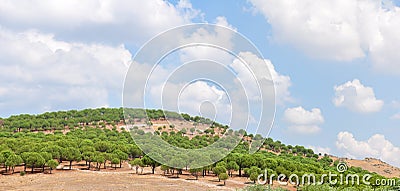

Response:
(331, 156), (400, 178)
(0, 108), (399, 191)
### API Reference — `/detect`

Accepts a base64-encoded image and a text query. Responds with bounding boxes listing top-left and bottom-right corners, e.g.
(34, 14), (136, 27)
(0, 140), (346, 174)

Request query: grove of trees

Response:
(0, 108), (398, 191)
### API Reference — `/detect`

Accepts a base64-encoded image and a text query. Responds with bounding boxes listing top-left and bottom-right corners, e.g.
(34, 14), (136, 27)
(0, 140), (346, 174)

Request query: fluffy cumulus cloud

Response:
(127, 50), (289, 128)
(230, 52), (292, 104)
(125, 20), (288, 128)
(308, 145), (331, 155)
(283, 106), (324, 134)
(178, 16), (236, 65)
(132, 51), (290, 126)
(0, 28), (132, 116)
(336, 131), (400, 167)
(250, 0), (400, 74)
(178, 81), (231, 123)
(0, 0), (206, 117)
(0, 0), (201, 44)
(333, 79), (384, 113)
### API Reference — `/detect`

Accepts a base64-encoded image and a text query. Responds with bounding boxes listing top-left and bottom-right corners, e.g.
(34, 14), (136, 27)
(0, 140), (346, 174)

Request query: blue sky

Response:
(0, 0), (399, 167)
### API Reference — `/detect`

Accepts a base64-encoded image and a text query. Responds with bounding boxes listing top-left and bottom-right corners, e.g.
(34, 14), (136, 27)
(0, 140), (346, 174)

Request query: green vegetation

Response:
(0, 108), (398, 190)
(219, 172), (229, 185)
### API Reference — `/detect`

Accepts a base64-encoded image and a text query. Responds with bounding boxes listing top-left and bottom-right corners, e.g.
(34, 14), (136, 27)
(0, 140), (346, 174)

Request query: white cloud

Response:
(178, 81), (231, 123)
(127, 60), (233, 124)
(390, 113), (400, 120)
(230, 52), (292, 104)
(333, 79), (384, 113)
(336, 131), (400, 167)
(250, 0), (400, 74)
(283, 106), (324, 134)
(0, 0), (201, 44)
(128, 51), (288, 128)
(308, 146), (331, 155)
(0, 28), (132, 116)
(178, 16), (236, 65)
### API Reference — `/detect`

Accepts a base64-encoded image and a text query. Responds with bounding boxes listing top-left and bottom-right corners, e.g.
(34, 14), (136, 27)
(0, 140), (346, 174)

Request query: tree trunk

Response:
(5, 165), (7, 173)
(31, 164), (34, 173)
(120, 161), (122, 168)
(224, 180), (226, 186)
(239, 168), (242, 177)
(24, 164), (26, 172)
(69, 161), (72, 170)
(50, 168), (52, 174)
(152, 165), (155, 174)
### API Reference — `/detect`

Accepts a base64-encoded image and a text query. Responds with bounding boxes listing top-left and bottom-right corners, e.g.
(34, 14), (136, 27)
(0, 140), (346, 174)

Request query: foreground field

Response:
(0, 169), (283, 191)
(0, 161), (296, 191)
(0, 170), (236, 191)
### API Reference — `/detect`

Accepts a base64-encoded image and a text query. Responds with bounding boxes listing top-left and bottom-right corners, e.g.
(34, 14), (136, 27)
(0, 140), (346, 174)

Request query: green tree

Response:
(219, 172), (229, 185)
(64, 147), (81, 170)
(94, 153), (105, 170)
(246, 166), (262, 183)
(160, 164), (170, 175)
(190, 127), (195, 135)
(41, 145), (62, 162)
(226, 161), (239, 177)
(47, 159), (59, 174)
(82, 151), (95, 169)
(24, 152), (46, 173)
(111, 158), (120, 170)
(232, 153), (245, 176)
(113, 150), (128, 168)
(129, 158), (144, 174)
(1, 150), (13, 173)
(169, 157), (185, 178)
(189, 168), (202, 180)
(142, 155), (160, 174)
(5, 154), (23, 173)
(213, 166), (227, 181)
(94, 141), (111, 152)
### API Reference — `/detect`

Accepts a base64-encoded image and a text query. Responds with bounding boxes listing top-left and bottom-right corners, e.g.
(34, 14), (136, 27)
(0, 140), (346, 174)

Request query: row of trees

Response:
(1, 108), (123, 132)
(0, 108), (226, 134)
(0, 127), (141, 175)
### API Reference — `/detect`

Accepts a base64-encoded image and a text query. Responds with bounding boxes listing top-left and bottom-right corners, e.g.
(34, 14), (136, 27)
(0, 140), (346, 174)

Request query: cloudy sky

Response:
(1, 0), (400, 167)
